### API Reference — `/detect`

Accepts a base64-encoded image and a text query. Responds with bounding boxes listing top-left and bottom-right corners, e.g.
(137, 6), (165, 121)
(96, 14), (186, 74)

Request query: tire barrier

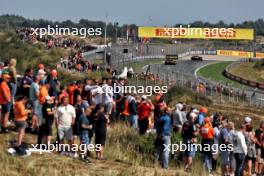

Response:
(223, 59), (264, 90)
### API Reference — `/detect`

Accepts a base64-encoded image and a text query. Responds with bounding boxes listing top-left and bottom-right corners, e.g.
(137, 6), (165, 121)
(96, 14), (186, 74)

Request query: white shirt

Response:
(55, 104), (76, 127)
(91, 86), (103, 105)
(102, 84), (113, 104)
(232, 131), (247, 154)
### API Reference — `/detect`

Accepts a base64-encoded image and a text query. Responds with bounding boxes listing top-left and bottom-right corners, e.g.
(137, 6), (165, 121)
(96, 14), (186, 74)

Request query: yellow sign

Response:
(138, 27), (254, 40)
(217, 50), (254, 58)
(256, 52), (264, 59)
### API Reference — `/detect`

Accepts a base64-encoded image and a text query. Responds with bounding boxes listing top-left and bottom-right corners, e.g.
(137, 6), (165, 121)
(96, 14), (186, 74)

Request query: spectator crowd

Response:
(0, 58), (264, 176)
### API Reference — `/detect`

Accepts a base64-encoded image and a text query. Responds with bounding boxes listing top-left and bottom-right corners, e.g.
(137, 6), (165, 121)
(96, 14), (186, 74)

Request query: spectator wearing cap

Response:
(42, 96), (55, 144)
(200, 117), (214, 174)
(48, 69), (60, 99)
(0, 73), (12, 133)
(20, 68), (33, 97)
(37, 69), (46, 85)
(243, 117), (257, 176)
(172, 103), (186, 133)
(231, 125), (247, 176)
(196, 107), (208, 127)
(137, 95), (154, 135)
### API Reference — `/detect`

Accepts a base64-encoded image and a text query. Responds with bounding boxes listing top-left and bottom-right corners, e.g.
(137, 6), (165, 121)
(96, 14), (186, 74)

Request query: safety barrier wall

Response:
(224, 58), (264, 90)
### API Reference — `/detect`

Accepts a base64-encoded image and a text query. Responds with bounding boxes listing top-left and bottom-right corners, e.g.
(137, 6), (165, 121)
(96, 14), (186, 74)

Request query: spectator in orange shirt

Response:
(0, 73), (12, 133)
(38, 81), (50, 144)
(14, 96), (30, 146)
(68, 82), (76, 105)
(200, 117), (215, 174)
(58, 85), (69, 104)
(39, 81), (50, 105)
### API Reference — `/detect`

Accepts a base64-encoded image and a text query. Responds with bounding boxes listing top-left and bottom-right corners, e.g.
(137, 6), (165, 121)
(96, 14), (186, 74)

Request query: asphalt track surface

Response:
(154, 55), (239, 77)
(153, 55), (264, 106)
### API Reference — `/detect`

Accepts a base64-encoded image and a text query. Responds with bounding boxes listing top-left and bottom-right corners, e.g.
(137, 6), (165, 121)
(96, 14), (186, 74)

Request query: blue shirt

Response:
(156, 114), (172, 136)
(78, 114), (90, 133)
(197, 112), (205, 125)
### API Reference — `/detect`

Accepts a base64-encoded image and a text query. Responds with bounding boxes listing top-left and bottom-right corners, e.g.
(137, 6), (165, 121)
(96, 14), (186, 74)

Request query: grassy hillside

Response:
(197, 61), (247, 88)
(229, 61), (264, 84)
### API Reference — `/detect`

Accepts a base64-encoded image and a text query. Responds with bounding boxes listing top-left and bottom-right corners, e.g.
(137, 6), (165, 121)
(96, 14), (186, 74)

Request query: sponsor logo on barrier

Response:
(217, 50), (253, 58)
(256, 52), (264, 59)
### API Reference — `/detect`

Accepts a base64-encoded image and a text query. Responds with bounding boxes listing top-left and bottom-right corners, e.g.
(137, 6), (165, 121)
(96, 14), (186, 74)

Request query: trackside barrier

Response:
(224, 58), (264, 90)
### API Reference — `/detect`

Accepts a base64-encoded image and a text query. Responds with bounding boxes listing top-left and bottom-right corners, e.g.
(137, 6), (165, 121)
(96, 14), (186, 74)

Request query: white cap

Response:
(45, 96), (52, 100)
(244, 116), (252, 124)
(141, 95), (147, 100)
(192, 109), (199, 114)
(38, 69), (46, 75)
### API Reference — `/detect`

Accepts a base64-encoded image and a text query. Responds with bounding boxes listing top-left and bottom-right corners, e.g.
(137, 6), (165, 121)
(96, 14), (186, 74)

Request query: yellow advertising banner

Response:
(256, 52), (264, 59)
(217, 50), (254, 58)
(138, 27), (254, 40)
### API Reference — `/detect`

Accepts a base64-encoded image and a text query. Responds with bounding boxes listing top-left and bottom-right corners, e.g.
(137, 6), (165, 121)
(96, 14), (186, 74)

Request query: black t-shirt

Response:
(255, 128), (263, 149)
(182, 121), (197, 141)
(42, 103), (55, 125)
(20, 76), (33, 97)
(95, 112), (107, 133)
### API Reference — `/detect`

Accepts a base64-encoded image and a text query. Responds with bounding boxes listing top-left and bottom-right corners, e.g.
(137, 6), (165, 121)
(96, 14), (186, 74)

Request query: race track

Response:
(149, 55), (264, 106)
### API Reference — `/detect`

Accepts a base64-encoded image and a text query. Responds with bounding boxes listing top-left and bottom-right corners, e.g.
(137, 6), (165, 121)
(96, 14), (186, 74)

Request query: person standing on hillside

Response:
(94, 104), (109, 160)
(78, 108), (93, 163)
(29, 75), (41, 133)
(172, 103), (185, 133)
(42, 96), (55, 144)
(154, 107), (172, 169)
(0, 73), (12, 133)
(8, 58), (17, 104)
(20, 68), (33, 97)
(182, 112), (198, 172)
(255, 121), (264, 175)
(102, 78), (114, 117)
(37, 81), (50, 144)
(13, 96), (30, 146)
(137, 95), (154, 135)
(128, 94), (138, 128)
(55, 97), (76, 155)
(231, 125), (247, 176)
(48, 69), (60, 99)
(200, 117), (214, 175)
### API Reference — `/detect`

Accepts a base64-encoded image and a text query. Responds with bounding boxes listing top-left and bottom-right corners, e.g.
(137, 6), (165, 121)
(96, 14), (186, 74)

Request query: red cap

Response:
(38, 64), (44, 70)
(204, 117), (211, 124)
(200, 107), (208, 114)
(51, 69), (57, 77)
